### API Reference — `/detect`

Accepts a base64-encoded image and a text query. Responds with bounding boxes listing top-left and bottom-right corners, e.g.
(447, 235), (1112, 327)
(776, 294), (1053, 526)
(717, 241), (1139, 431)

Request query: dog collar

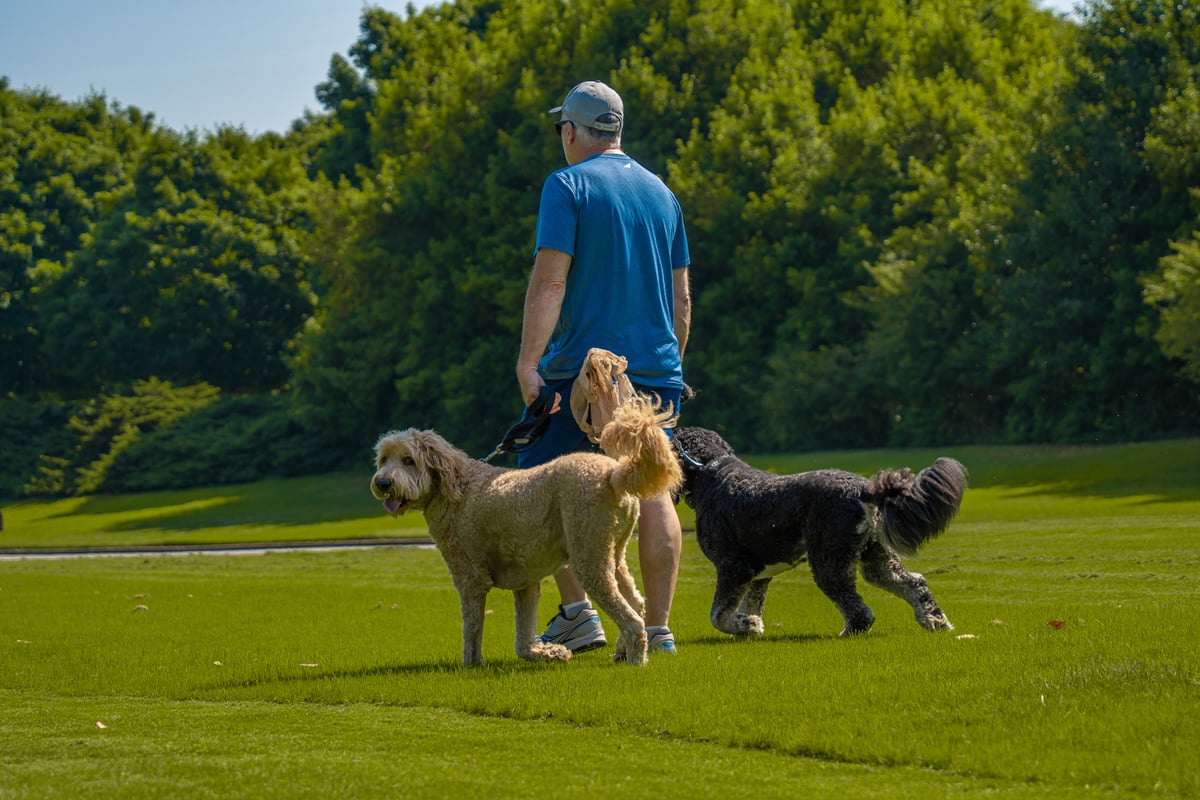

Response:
(674, 439), (705, 468)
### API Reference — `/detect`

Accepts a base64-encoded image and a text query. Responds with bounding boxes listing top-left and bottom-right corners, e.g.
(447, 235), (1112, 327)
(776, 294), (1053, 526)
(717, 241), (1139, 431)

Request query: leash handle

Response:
(478, 384), (558, 462)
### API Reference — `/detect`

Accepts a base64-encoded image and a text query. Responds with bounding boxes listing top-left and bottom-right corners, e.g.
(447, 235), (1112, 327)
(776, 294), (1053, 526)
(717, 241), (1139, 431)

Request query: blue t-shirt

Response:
(534, 152), (690, 388)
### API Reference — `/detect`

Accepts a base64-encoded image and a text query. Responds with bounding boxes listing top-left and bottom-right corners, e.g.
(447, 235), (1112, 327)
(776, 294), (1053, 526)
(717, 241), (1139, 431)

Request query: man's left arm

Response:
(673, 267), (691, 359)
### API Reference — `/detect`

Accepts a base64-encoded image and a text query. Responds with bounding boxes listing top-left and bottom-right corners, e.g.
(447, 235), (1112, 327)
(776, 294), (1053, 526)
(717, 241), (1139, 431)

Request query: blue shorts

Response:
(515, 377), (681, 468)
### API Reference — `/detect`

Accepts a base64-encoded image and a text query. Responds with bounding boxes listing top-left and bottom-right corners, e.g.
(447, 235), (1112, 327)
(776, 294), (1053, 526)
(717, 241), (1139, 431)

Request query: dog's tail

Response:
(864, 457), (968, 555)
(598, 393), (684, 500)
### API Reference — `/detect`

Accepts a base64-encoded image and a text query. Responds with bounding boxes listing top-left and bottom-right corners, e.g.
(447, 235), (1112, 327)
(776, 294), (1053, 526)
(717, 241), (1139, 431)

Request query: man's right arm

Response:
(516, 247), (572, 405)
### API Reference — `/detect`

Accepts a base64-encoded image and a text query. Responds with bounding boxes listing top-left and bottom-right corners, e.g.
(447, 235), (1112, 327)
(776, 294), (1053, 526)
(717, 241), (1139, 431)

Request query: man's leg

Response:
(552, 566), (587, 604)
(637, 492), (682, 628)
(555, 491), (681, 624)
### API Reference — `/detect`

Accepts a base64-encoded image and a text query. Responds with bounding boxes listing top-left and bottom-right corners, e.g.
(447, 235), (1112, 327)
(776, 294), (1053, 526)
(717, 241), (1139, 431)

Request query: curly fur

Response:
(674, 427), (967, 638)
(371, 394), (682, 666)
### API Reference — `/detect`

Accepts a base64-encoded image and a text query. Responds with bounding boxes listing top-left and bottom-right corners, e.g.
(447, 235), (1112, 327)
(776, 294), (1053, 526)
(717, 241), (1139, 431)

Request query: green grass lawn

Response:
(0, 471), (429, 549)
(1, 439), (1197, 798)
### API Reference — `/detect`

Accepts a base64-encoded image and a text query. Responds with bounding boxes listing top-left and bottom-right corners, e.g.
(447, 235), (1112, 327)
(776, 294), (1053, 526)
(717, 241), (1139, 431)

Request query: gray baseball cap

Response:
(548, 81), (624, 132)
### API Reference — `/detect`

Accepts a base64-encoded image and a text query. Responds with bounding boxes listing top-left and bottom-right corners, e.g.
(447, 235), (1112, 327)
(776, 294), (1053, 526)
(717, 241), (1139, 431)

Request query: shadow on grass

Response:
(40, 471), (394, 531)
(684, 632), (828, 648)
(203, 657), (579, 693)
(202, 634), (833, 694)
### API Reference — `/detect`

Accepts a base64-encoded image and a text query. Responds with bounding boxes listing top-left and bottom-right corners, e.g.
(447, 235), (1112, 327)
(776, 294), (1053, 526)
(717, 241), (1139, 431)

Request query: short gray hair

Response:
(577, 121), (621, 147)
(576, 112), (624, 145)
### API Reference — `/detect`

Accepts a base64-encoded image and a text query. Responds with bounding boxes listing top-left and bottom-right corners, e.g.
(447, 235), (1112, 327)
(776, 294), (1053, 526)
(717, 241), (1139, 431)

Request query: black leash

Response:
(481, 381), (699, 464)
(480, 384), (558, 463)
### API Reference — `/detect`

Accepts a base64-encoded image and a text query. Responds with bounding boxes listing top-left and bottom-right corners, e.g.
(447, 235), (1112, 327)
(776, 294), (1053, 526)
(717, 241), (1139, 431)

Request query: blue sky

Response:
(2, 0), (1079, 135)
(1, 0), (436, 134)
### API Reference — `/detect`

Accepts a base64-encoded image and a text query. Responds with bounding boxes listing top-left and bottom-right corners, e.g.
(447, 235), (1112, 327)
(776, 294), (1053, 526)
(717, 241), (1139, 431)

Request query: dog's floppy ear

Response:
(411, 430), (467, 502)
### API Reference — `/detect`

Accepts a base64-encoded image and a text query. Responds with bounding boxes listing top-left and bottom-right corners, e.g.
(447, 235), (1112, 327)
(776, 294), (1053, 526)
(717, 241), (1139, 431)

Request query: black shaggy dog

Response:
(674, 427), (968, 638)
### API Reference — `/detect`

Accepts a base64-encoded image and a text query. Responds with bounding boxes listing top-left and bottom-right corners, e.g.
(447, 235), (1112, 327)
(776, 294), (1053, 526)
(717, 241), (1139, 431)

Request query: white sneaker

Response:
(539, 603), (607, 652)
(647, 626), (677, 654)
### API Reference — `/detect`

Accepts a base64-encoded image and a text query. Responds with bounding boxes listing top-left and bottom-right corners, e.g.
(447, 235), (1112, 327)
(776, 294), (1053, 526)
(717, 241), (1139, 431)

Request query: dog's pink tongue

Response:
(384, 497), (404, 514)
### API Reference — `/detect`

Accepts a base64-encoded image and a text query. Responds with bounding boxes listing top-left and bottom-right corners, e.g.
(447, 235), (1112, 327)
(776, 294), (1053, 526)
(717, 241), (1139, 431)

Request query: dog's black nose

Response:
(375, 476), (391, 491)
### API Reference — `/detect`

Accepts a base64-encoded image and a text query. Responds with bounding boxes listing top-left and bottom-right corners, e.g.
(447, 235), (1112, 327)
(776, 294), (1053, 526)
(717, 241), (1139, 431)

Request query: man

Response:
(515, 80), (692, 655)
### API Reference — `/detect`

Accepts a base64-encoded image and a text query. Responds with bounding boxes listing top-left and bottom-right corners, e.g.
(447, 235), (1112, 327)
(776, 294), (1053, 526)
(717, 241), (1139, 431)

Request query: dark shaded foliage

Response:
(2, 0), (1198, 499)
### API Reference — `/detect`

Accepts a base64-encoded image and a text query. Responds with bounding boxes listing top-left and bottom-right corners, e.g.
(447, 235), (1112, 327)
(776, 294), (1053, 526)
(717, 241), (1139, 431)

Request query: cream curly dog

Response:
(371, 394), (681, 666)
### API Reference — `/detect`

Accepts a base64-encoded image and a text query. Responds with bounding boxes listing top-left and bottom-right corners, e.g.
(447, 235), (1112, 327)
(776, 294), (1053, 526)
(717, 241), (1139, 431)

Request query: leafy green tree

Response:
(1144, 225), (1200, 384)
(0, 395), (71, 499)
(971, 0), (1199, 442)
(668, 0), (1073, 448)
(101, 392), (346, 492)
(1142, 73), (1200, 386)
(22, 379), (219, 496)
(311, 53), (376, 181)
(34, 126), (315, 393)
(851, 4), (1076, 446)
(0, 83), (151, 393)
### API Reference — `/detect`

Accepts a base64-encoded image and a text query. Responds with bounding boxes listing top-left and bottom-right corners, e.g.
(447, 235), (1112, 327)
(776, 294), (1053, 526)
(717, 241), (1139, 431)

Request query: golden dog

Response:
(371, 394), (681, 666)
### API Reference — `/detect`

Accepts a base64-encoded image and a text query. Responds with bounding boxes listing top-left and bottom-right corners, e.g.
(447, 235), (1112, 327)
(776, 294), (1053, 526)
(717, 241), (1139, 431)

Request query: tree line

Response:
(2, 0), (1197, 499)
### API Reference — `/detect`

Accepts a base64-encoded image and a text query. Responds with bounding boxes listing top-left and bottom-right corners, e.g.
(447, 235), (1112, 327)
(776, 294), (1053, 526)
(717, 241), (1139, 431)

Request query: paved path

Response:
(0, 538), (435, 560)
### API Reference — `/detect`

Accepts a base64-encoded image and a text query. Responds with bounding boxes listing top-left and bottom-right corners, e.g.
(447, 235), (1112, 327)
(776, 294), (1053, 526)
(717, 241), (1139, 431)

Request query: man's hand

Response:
(517, 365), (545, 407)
(517, 366), (562, 414)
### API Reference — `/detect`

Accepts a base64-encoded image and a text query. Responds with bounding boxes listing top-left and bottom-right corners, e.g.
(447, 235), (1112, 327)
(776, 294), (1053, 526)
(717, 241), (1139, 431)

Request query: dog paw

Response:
(612, 647), (648, 666)
(838, 609), (876, 637)
(713, 612), (763, 636)
(922, 615), (954, 632)
(523, 641), (572, 662)
(611, 631), (648, 665)
(839, 619), (875, 637)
